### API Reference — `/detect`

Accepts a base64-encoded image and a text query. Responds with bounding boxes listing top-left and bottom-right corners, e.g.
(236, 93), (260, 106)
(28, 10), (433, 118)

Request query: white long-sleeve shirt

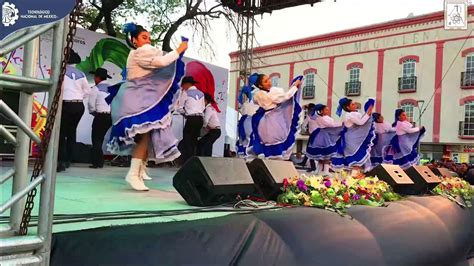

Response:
(62, 65), (91, 100)
(375, 122), (395, 134)
(315, 115), (342, 129)
(175, 86), (205, 116)
(88, 81), (111, 114)
(396, 120), (420, 135)
(127, 44), (179, 80)
(239, 100), (259, 116)
(344, 111), (371, 128)
(203, 104), (220, 129)
(253, 86), (298, 110)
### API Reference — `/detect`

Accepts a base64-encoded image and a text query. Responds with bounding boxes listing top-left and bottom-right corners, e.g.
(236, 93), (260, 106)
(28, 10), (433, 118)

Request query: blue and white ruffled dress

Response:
(369, 122), (396, 169)
(383, 122), (425, 169)
(247, 87), (302, 160)
(236, 114), (253, 157)
(332, 112), (375, 169)
(305, 116), (342, 161)
(107, 51), (185, 163)
(236, 100), (259, 157)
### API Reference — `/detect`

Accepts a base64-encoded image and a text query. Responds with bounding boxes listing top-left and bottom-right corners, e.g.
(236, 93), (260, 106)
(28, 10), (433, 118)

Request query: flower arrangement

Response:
(277, 172), (401, 212)
(432, 177), (474, 208)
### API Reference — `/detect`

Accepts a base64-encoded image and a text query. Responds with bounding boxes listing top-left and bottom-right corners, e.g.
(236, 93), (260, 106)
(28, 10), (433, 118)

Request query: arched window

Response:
(400, 103), (415, 123)
(462, 53), (474, 87)
(461, 101), (474, 136)
(303, 68), (316, 99)
(398, 56), (419, 92)
(345, 66), (361, 96)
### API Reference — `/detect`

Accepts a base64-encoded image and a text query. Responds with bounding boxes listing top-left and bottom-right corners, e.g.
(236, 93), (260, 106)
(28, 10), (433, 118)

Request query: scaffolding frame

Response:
(0, 18), (67, 265)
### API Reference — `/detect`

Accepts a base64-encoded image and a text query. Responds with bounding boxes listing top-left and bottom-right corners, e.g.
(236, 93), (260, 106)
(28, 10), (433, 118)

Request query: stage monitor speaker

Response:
(173, 157), (257, 206)
(247, 159), (299, 200)
(430, 167), (453, 178)
(404, 166), (441, 195)
(366, 164), (414, 193)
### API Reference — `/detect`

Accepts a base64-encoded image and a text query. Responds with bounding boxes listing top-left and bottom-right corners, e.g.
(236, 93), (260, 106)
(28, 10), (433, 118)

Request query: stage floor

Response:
(0, 162), (242, 233)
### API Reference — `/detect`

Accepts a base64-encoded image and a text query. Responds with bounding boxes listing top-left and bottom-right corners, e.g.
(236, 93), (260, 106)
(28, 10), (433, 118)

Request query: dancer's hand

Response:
(293, 79), (301, 88)
(367, 105), (373, 115)
(176, 42), (188, 53)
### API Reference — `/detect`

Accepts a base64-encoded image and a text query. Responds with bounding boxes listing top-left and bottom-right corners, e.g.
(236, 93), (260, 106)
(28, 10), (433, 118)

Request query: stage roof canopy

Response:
(221, 0), (322, 15)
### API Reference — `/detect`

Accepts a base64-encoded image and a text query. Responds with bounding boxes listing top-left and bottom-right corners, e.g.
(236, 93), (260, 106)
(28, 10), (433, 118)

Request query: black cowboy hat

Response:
(68, 49), (81, 64)
(181, 76), (198, 85)
(90, 67), (112, 80)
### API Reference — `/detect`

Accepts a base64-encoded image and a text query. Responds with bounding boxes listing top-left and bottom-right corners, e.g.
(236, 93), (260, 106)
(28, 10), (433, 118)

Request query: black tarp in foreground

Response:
(51, 196), (474, 266)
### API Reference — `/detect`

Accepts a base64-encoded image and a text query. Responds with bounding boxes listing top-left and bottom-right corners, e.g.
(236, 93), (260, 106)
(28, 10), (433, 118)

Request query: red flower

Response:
(343, 193), (350, 203)
(335, 197), (339, 203)
(283, 178), (289, 188)
(365, 195), (370, 200)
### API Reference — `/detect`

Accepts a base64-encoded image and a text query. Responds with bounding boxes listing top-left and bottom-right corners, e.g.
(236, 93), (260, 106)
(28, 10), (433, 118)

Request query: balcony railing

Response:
(398, 76), (417, 92)
(302, 85), (315, 99)
(458, 121), (474, 137)
(345, 81), (361, 96)
(461, 71), (474, 87)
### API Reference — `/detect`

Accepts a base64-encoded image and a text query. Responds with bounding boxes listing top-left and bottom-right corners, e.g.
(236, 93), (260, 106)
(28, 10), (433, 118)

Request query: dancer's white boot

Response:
(125, 158), (149, 191)
(140, 161), (152, 181)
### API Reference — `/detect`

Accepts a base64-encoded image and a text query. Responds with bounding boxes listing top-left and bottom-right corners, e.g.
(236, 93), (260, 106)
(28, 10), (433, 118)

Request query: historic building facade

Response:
(229, 7), (474, 163)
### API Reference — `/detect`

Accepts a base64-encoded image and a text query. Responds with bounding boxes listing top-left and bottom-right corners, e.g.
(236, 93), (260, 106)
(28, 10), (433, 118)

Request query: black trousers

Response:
(91, 113), (112, 167)
(58, 102), (84, 164)
(179, 116), (203, 163)
(198, 128), (221, 157)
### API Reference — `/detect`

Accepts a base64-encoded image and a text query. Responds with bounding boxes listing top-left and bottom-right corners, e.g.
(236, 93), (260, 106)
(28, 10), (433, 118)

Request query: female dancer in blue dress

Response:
(369, 112), (396, 170)
(332, 97), (375, 176)
(247, 73), (302, 160)
(108, 23), (188, 191)
(384, 109), (425, 169)
(236, 84), (259, 158)
(305, 104), (343, 176)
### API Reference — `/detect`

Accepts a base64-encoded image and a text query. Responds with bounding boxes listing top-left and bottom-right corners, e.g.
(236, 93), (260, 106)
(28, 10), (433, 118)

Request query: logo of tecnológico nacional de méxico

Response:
(2, 2), (19, 27)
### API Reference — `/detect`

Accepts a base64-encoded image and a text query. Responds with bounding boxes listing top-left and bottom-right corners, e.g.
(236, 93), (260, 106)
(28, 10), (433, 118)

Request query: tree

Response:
(79, 0), (237, 54)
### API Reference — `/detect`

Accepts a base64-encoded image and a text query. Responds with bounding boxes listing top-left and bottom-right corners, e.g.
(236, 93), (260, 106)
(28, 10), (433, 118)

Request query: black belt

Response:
(186, 114), (203, 117)
(96, 112), (111, 115)
(63, 100), (83, 103)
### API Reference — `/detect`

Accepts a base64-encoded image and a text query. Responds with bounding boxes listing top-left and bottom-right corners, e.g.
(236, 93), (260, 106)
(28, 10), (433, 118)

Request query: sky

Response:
(173, 0), (449, 69)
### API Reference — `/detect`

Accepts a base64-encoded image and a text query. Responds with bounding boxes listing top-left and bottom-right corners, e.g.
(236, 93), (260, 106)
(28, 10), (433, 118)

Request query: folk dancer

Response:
(176, 76), (205, 163)
(197, 93), (221, 156)
(247, 73), (302, 160)
(305, 104), (343, 176)
(332, 98), (375, 177)
(384, 109), (425, 169)
(57, 49), (91, 172)
(87, 67), (113, 169)
(108, 23), (188, 191)
(236, 83), (259, 158)
(368, 112), (395, 170)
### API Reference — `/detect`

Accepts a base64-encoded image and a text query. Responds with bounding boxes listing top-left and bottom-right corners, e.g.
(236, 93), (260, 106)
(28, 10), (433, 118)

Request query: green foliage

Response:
(80, 0), (186, 45)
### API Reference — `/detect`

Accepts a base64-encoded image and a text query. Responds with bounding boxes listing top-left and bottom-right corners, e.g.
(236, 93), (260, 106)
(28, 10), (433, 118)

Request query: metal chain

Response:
(19, 0), (83, 235)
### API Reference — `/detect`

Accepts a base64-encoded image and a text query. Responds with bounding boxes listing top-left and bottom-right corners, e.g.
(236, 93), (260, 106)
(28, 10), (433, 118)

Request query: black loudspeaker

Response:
(247, 159), (299, 200)
(173, 157), (257, 206)
(404, 166), (441, 194)
(367, 164), (414, 193)
(430, 167), (453, 178)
